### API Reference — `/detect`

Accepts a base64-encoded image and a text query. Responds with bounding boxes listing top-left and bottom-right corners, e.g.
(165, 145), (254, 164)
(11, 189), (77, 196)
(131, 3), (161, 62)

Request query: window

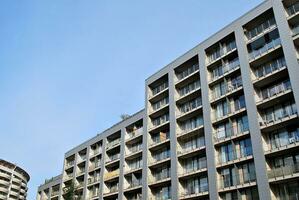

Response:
(239, 138), (252, 157)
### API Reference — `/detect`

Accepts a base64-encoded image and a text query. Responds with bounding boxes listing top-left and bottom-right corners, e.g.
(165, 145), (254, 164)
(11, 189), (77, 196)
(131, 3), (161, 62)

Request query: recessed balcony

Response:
(268, 163), (299, 183)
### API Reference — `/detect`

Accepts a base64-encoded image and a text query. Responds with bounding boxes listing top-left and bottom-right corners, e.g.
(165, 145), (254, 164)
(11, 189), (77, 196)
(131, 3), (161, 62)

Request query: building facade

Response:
(0, 159), (30, 200)
(37, 0), (299, 199)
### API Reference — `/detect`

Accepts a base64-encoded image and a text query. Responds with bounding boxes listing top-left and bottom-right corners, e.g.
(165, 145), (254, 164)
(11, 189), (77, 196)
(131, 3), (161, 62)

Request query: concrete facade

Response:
(37, 0), (299, 199)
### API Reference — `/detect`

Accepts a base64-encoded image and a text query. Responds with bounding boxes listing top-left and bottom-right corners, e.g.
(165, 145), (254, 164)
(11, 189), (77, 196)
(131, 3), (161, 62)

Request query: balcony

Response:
(214, 124), (250, 145)
(210, 81), (243, 104)
(252, 57), (287, 88)
(65, 161), (75, 169)
(151, 82), (169, 97)
(268, 163), (299, 182)
(218, 172), (256, 191)
(106, 138), (121, 150)
(248, 38), (281, 62)
(88, 176), (100, 185)
(149, 172), (171, 186)
(104, 169), (119, 181)
(287, 2), (299, 19)
(217, 148), (253, 167)
(178, 116), (204, 136)
(149, 134), (170, 150)
(149, 114), (170, 133)
(51, 191), (59, 197)
(212, 107), (246, 125)
(176, 64), (199, 83)
(104, 186), (118, 196)
(209, 59), (240, 85)
(180, 185), (209, 199)
(105, 155), (120, 166)
(177, 97), (202, 121)
(177, 81), (201, 103)
(127, 127), (143, 141)
(245, 18), (277, 43)
(89, 161), (101, 171)
(125, 180), (142, 191)
(259, 102), (298, 131)
(265, 131), (299, 155)
(64, 174), (74, 181)
(179, 162), (207, 178)
(90, 148), (102, 157)
(207, 41), (237, 66)
(127, 144), (143, 157)
(256, 80), (292, 109)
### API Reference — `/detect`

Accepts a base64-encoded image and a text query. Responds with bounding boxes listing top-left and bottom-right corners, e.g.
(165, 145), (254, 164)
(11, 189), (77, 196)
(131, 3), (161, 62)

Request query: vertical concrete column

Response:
(142, 86), (149, 200)
(235, 27), (271, 200)
(99, 137), (107, 200)
(198, 50), (219, 200)
(272, 0), (299, 111)
(168, 70), (179, 200)
(118, 128), (126, 200)
(82, 147), (90, 199)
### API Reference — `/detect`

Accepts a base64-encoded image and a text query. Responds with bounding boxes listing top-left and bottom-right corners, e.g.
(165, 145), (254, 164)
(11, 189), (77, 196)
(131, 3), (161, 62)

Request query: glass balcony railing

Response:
(182, 160), (207, 175)
(207, 41), (237, 64)
(179, 138), (205, 155)
(214, 124), (249, 142)
(287, 2), (299, 17)
(211, 79), (243, 101)
(246, 18), (276, 41)
(248, 38), (281, 61)
(267, 163), (299, 179)
(267, 130), (299, 152)
(181, 184), (208, 197)
(254, 57), (286, 80)
(211, 59), (240, 82)
(218, 171), (256, 189)
(178, 97), (202, 115)
(178, 80), (200, 97)
(152, 82), (169, 96)
(151, 171), (170, 183)
(180, 116), (203, 134)
(177, 64), (199, 81)
(152, 114), (169, 127)
(152, 150), (170, 163)
(258, 79), (291, 102)
(218, 148), (253, 164)
(260, 101), (297, 126)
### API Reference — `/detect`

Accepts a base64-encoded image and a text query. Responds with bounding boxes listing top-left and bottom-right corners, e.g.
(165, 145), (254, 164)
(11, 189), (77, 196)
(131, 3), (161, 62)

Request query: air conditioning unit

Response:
(289, 137), (296, 144)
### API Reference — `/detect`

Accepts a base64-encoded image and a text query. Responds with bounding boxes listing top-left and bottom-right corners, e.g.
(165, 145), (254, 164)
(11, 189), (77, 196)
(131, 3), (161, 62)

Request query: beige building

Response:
(37, 0), (299, 199)
(0, 159), (30, 200)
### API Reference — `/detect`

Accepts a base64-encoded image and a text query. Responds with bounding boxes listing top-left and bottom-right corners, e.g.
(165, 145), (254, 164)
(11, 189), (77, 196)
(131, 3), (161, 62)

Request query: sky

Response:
(0, 0), (263, 199)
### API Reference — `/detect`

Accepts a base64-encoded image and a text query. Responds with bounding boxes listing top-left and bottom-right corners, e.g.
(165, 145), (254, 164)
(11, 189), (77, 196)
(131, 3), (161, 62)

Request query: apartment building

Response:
(0, 159), (30, 200)
(37, 0), (299, 199)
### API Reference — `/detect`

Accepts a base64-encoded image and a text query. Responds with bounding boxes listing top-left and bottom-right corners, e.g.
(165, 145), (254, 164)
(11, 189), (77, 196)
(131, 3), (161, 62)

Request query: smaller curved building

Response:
(0, 159), (30, 200)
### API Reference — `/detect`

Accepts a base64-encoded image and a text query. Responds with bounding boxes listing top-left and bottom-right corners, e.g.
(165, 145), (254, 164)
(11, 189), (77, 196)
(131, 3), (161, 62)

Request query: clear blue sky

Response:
(0, 0), (263, 199)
